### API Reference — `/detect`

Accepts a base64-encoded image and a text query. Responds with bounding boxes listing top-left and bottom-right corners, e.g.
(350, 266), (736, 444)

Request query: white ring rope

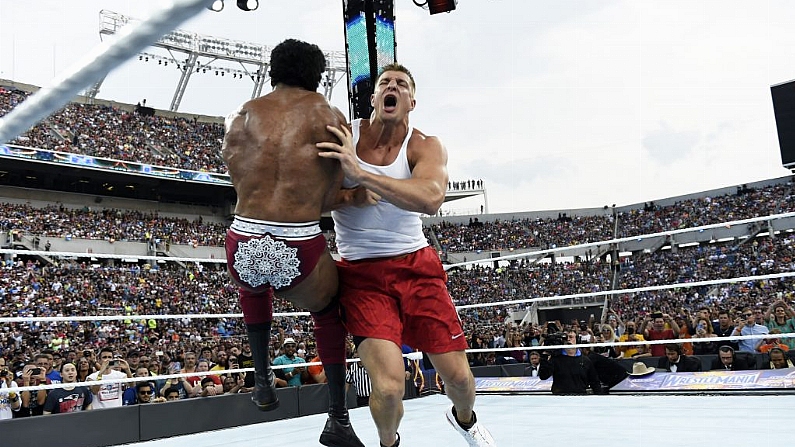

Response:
(0, 0), (213, 144)
(2, 209), (792, 265)
(0, 270), (791, 324)
(3, 214), (794, 392)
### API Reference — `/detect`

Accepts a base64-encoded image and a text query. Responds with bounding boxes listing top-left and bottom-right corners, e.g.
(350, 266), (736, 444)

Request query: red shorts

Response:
(337, 246), (467, 354)
(225, 218), (326, 292)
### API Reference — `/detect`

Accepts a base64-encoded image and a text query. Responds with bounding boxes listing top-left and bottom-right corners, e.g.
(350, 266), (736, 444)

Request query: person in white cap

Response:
(272, 338), (306, 387)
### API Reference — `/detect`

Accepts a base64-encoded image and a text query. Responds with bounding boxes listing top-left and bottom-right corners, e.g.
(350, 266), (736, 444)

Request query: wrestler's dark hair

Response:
(377, 62), (416, 94)
(269, 39), (326, 91)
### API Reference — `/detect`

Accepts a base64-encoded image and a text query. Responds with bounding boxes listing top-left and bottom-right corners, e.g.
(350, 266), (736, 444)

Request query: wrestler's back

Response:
(223, 89), (345, 223)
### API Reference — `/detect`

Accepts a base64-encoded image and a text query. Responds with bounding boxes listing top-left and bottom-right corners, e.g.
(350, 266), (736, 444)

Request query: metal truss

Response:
(94, 10), (347, 111)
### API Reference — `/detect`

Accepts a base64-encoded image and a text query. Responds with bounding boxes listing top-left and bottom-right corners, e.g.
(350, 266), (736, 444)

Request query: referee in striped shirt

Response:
(345, 359), (372, 407)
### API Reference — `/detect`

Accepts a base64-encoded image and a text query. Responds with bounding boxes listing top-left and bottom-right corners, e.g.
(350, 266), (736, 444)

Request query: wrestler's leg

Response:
(277, 253), (363, 447)
(356, 338), (406, 447)
(426, 351), (475, 423)
(239, 286), (279, 411)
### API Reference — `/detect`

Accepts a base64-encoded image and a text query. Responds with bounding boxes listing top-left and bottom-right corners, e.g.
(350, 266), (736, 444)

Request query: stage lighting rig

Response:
(207, 0), (258, 12)
(208, 0), (224, 12)
(413, 0), (457, 15)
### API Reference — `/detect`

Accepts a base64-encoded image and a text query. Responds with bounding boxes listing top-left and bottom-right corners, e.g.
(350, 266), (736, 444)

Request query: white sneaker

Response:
(445, 407), (496, 446)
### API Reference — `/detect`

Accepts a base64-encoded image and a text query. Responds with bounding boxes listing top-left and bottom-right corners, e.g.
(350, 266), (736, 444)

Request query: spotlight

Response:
(208, 0), (224, 12)
(427, 0), (456, 14)
(236, 0), (258, 11)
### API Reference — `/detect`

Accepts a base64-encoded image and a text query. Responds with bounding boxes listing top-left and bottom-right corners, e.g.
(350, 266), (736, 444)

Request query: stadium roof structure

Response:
(88, 10), (348, 112)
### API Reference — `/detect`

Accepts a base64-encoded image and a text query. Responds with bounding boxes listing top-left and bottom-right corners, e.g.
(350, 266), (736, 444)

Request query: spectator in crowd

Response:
(16, 363), (47, 418)
(0, 357), (21, 419)
(657, 343), (702, 372)
(34, 353), (61, 384)
(163, 387), (181, 401)
(764, 300), (795, 350)
(134, 382), (164, 404)
(180, 351), (198, 376)
(538, 331), (603, 395)
(642, 312), (679, 357)
(692, 307), (717, 334)
(273, 338), (306, 387)
(306, 346), (327, 385)
(76, 357), (96, 383)
(43, 362), (92, 414)
(715, 310), (738, 351)
(159, 362), (194, 399)
(673, 314), (694, 355)
(594, 324), (620, 358)
(710, 345), (754, 371)
(766, 347), (794, 369)
(691, 317), (719, 355)
(122, 366), (158, 406)
(755, 329), (791, 354)
(734, 308), (769, 352)
(88, 348), (131, 409)
(189, 359), (222, 397)
(125, 350), (141, 372)
(199, 377), (220, 397)
(618, 321), (647, 359)
(223, 375), (245, 395)
(209, 351), (230, 375)
(524, 351), (543, 378)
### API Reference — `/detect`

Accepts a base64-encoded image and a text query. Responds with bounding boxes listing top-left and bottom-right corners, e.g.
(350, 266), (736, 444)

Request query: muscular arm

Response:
(317, 126), (448, 215)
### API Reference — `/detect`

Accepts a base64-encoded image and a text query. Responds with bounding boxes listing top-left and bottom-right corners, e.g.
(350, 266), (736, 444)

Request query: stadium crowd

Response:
(2, 85), (795, 416)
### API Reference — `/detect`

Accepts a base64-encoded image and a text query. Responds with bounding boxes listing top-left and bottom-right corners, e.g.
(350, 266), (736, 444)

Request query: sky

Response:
(1, 0), (794, 215)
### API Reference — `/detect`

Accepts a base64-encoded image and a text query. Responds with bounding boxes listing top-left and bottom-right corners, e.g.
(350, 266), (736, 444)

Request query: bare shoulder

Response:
(408, 127), (447, 162)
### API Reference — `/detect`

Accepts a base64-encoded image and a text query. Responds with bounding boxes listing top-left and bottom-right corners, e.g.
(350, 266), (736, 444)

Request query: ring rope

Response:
(0, 0), (213, 144)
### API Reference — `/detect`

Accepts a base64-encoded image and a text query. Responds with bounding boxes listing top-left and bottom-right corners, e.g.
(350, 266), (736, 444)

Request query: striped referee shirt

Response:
(345, 361), (372, 398)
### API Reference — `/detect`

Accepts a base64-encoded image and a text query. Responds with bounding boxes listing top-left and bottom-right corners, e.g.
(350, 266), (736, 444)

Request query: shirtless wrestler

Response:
(222, 39), (362, 447)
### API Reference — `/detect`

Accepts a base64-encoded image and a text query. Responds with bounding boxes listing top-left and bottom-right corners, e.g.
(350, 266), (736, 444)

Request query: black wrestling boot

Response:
(319, 363), (364, 447)
(247, 323), (279, 411)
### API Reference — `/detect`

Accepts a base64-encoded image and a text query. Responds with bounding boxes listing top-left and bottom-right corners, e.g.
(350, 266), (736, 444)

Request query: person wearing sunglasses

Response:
(733, 308), (769, 352)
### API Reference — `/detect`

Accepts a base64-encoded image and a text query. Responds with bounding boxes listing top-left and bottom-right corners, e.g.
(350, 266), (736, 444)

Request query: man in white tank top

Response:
(318, 63), (495, 447)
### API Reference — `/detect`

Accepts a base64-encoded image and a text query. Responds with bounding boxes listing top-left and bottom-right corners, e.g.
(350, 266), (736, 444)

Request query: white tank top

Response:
(331, 119), (428, 260)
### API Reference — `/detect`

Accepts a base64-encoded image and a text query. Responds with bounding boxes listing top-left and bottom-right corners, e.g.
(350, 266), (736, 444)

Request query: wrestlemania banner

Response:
(474, 377), (552, 393)
(612, 368), (795, 392)
(0, 144), (231, 185)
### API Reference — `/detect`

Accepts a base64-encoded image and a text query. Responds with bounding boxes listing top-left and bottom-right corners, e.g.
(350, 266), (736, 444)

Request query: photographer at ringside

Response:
(538, 329), (604, 395)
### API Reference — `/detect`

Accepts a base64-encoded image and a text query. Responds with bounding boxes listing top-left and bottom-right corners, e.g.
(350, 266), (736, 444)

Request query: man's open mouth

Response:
(384, 95), (397, 108)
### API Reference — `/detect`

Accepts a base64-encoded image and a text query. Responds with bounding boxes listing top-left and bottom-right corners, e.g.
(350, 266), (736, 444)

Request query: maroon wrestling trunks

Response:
(225, 217), (326, 292)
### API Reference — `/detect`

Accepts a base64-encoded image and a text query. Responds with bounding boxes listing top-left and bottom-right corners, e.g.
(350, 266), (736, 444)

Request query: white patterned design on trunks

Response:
(233, 235), (301, 289)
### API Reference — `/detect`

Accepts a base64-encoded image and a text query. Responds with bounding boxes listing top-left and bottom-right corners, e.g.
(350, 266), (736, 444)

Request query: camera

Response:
(31, 368), (42, 376)
(0, 370), (8, 378)
(544, 332), (568, 347)
(83, 350), (91, 357)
